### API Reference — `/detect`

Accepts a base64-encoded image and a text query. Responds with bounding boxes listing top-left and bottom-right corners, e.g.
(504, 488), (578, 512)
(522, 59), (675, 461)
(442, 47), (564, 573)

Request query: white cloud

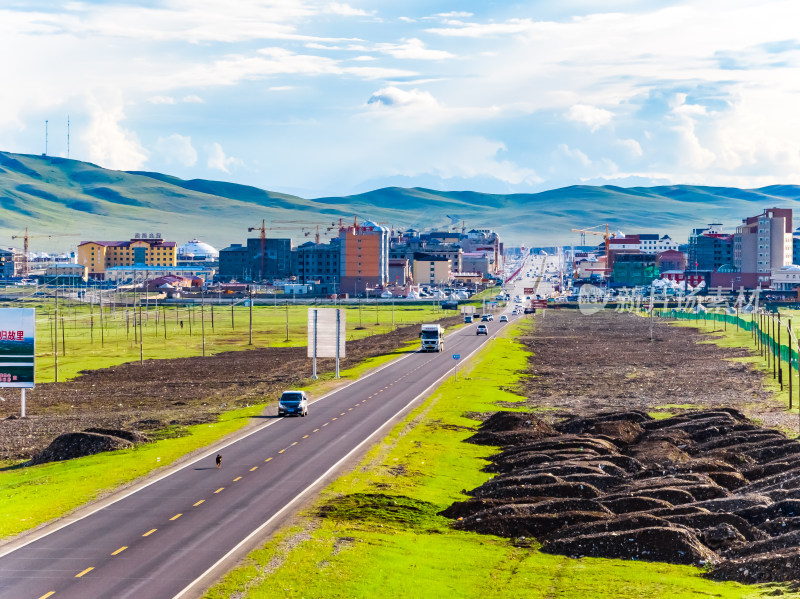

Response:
(83, 93), (148, 170)
(435, 12), (474, 19)
(375, 38), (454, 60)
(148, 95), (176, 105)
(269, 85), (295, 91)
(207, 142), (241, 173)
(557, 144), (592, 167)
(155, 134), (198, 167)
(565, 104), (614, 132)
(326, 2), (371, 17)
(182, 94), (204, 104)
(367, 86), (439, 109)
(616, 138), (643, 158)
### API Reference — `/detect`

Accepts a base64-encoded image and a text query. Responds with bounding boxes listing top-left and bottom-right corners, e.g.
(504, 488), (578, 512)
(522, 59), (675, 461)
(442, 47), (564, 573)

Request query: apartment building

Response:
(734, 208), (793, 283)
(77, 235), (177, 279)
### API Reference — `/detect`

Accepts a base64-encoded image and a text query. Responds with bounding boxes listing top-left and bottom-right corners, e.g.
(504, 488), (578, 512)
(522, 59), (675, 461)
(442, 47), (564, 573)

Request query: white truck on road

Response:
(420, 324), (444, 352)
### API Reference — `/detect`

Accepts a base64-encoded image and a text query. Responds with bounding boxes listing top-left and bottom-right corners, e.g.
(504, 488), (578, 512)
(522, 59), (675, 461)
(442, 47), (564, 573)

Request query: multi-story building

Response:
(688, 224), (734, 271)
(656, 250), (687, 273)
(413, 253), (451, 286)
(734, 208), (793, 286)
(461, 251), (492, 277)
(461, 229), (502, 275)
(612, 253), (659, 287)
(293, 240), (341, 294)
(389, 258), (412, 287)
(218, 244), (250, 281)
(217, 238), (292, 282)
(390, 241), (463, 274)
(338, 220), (389, 295)
(77, 235), (177, 279)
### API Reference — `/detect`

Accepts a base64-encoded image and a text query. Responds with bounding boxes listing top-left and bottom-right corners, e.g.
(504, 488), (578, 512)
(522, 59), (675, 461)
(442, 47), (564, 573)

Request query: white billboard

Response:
(0, 308), (35, 388)
(307, 308), (346, 358)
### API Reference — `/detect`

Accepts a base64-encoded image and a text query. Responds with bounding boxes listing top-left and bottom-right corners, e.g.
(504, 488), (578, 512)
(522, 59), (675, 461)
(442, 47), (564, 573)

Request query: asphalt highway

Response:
(0, 305), (525, 599)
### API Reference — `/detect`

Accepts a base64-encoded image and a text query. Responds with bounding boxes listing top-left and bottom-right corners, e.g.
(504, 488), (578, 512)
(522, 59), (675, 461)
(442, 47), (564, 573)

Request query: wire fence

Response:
(664, 309), (800, 410)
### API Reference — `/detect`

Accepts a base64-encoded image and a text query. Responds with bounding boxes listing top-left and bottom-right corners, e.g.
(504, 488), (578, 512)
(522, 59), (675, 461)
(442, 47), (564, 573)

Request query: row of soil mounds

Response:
(443, 409), (800, 584)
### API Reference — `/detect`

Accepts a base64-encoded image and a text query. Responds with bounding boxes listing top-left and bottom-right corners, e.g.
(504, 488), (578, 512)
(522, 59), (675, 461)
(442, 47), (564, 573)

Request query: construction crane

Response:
(571, 224), (613, 255)
(11, 228), (80, 277)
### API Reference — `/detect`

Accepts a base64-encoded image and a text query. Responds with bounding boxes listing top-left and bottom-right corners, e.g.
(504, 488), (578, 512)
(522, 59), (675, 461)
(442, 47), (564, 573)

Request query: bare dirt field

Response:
(0, 315), (463, 461)
(517, 309), (785, 428)
(444, 309), (800, 585)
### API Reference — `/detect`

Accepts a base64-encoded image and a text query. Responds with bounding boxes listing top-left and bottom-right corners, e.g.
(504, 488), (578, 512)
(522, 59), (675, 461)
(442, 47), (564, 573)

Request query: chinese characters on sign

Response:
(0, 308), (35, 388)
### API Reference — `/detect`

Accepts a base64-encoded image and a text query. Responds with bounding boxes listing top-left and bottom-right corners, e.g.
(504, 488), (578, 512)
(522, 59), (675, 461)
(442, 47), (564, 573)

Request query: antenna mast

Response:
(67, 116), (70, 159)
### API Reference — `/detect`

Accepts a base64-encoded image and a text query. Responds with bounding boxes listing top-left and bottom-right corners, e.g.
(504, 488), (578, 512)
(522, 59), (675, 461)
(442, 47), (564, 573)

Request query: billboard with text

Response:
(0, 308), (35, 388)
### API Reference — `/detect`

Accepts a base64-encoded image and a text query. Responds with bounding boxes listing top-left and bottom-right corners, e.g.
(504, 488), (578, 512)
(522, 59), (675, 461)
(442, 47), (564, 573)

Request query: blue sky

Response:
(2, 0), (800, 198)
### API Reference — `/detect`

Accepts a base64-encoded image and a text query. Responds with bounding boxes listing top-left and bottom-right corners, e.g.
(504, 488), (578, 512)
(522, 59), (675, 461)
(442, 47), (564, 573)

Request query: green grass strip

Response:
(205, 321), (778, 599)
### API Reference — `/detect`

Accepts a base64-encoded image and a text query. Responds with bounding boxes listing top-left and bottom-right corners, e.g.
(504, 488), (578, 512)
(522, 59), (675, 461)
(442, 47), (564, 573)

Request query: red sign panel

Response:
(524, 287), (534, 294)
(531, 300), (548, 308)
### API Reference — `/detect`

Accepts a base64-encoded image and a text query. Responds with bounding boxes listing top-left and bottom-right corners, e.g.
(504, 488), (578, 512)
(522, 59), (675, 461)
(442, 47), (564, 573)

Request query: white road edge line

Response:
(0, 321), (472, 560)
(171, 321), (507, 599)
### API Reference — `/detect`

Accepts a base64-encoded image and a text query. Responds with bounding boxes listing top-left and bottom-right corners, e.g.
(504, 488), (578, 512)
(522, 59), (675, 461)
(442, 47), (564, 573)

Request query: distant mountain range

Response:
(0, 150), (799, 252)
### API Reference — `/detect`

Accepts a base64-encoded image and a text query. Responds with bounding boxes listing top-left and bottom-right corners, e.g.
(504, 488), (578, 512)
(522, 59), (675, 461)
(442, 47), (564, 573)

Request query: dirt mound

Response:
(708, 548), (800, 584)
(29, 431), (133, 465)
(541, 526), (716, 565)
(466, 412), (556, 446)
(83, 427), (151, 444)
(445, 408), (800, 583)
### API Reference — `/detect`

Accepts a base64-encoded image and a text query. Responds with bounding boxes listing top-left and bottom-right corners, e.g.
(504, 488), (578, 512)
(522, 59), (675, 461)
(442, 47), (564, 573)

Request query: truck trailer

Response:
(420, 324), (444, 352)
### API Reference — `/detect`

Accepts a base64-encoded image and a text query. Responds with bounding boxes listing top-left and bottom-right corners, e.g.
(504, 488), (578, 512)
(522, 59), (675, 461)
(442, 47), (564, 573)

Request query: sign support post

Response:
(336, 308), (341, 378)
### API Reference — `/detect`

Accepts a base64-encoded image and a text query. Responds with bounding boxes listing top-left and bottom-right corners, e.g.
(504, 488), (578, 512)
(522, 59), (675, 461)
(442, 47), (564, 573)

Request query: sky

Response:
(2, 0), (800, 198)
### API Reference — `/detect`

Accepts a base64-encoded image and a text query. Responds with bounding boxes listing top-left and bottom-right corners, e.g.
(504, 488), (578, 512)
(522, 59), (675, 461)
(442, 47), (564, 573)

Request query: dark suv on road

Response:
(278, 390), (308, 417)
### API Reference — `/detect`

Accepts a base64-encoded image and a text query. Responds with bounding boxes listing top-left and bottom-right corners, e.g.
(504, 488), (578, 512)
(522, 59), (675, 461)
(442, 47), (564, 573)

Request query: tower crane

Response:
(571, 224), (615, 274)
(11, 228), (80, 277)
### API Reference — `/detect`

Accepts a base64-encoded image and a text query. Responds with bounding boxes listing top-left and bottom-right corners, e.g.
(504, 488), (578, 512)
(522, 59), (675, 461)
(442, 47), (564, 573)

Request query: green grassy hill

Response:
(1, 150), (799, 251)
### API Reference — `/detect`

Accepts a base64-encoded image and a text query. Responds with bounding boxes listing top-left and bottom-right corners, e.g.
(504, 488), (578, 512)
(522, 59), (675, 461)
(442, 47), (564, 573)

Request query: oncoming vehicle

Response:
(500, 315), (508, 322)
(278, 390), (308, 417)
(419, 323), (444, 352)
(481, 314), (490, 322)
(476, 324), (488, 335)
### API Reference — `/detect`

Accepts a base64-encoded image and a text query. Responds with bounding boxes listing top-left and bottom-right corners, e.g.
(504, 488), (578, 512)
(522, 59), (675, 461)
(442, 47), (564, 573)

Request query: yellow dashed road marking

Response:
(233, 477), (242, 482)
(278, 449), (286, 454)
(265, 457), (273, 462)
(323, 422), (329, 427)
(111, 546), (127, 556)
(75, 567), (94, 578)
(170, 513), (182, 521)
(142, 529), (157, 537)
(214, 487), (224, 494)
(250, 466), (258, 471)
(313, 428), (319, 432)
(37, 592), (55, 599)
(290, 442), (297, 447)
(193, 500), (205, 507)
(302, 435), (309, 439)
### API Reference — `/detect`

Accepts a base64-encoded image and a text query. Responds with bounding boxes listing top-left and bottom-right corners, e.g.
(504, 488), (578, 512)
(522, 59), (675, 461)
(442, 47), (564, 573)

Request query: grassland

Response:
(0, 292), (452, 382)
(204, 320), (780, 599)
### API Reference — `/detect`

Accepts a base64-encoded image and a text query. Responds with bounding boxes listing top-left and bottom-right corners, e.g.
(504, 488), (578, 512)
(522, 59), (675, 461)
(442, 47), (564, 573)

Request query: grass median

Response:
(205, 320), (775, 599)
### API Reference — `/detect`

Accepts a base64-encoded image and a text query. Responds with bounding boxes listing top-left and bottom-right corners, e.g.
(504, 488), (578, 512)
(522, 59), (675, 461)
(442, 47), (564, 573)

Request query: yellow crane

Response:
(571, 224), (615, 274)
(11, 228), (80, 277)
(571, 224), (614, 255)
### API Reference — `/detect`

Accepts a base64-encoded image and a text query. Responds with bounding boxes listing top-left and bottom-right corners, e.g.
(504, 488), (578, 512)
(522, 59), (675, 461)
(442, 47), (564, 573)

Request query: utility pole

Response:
(249, 287), (253, 345)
